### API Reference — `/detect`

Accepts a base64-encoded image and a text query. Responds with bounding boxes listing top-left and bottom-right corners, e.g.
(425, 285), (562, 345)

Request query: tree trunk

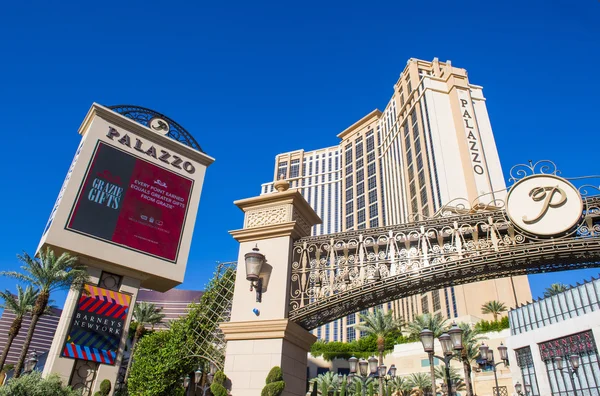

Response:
(124, 325), (144, 383)
(428, 354), (435, 396)
(378, 337), (384, 396)
(13, 313), (39, 378)
(462, 359), (473, 396)
(14, 292), (47, 379)
(0, 316), (22, 373)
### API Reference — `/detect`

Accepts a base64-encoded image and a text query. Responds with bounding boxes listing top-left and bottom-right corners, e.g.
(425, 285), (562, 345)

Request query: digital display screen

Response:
(62, 284), (131, 365)
(67, 141), (193, 262)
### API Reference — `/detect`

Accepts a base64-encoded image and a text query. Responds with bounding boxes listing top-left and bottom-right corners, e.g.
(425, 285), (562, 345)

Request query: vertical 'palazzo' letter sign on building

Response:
(38, 104), (213, 393)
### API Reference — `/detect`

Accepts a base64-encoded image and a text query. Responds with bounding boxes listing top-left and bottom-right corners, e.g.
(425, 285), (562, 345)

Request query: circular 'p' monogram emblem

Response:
(148, 117), (170, 135)
(506, 174), (583, 236)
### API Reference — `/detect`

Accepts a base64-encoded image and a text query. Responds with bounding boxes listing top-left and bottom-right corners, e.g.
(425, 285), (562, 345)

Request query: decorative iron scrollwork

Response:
(107, 105), (203, 152)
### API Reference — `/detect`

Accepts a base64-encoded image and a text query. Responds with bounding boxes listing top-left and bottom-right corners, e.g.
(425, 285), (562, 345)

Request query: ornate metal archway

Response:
(288, 162), (600, 329)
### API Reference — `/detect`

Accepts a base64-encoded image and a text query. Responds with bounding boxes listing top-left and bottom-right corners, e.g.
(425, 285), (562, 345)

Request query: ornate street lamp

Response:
(420, 327), (463, 396)
(514, 381), (533, 396)
(554, 354), (581, 395)
(348, 356), (380, 396)
(24, 350), (38, 374)
(479, 343), (509, 396)
(245, 245), (265, 302)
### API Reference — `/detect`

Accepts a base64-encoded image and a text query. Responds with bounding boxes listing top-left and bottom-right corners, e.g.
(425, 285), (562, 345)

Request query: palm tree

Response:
(389, 376), (412, 396)
(456, 322), (487, 396)
(405, 313), (448, 395)
(434, 365), (466, 393)
(355, 309), (403, 396)
(0, 285), (39, 373)
(309, 371), (340, 395)
(544, 283), (568, 297)
(124, 301), (165, 382)
(0, 248), (88, 378)
(480, 300), (507, 322)
(405, 313), (448, 340)
(406, 372), (432, 396)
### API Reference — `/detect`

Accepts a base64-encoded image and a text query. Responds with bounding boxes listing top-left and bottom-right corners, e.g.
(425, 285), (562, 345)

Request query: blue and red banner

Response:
(62, 284), (131, 365)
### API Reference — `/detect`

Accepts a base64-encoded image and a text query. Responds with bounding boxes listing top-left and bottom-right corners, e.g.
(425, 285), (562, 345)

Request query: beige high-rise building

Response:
(260, 58), (532, 342)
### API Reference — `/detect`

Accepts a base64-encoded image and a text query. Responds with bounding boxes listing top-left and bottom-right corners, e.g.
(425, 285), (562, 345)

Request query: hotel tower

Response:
(260, 57), (532, 342)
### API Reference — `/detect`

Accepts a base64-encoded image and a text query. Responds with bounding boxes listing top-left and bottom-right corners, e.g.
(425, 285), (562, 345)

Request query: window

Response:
(433, 290), (441, 312)
(356, 182), (364, 196)
(346, 175), (353, 188)
(346, 188), (353, 202)
(369, 190), (377, 203)
(369, 204), (378, 218)
(356, 158), (364, 170)
(347, 327), (356, 342)
(366, 135), (375, 152)
(355, 140), (363, 158)
(421, 295), (429, 314)
(325, 324), (330, 341)
(347, 314), (356, 325)
(346, 215), (354, 229)
(356, 171), (364, 183)
(367, 163), (376, 177)
(357, 209), (366, 224)
(290, 159), (300, 178)
(370, 218), (379, 228)
(345, 145), (353, 164)
(333, 321), (339, 342)
(451, 287), (458, 317)
(346, 201), (354, 214)
(357, 196), (365, 209)
(515, 347), (540, 396)
(368, 176), (377, 190)
(277, 161), (288, 179)
(421, 358), (439, 367)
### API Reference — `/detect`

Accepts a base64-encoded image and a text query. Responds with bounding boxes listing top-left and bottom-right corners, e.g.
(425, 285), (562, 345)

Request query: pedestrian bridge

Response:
(288, 164), (600, 329)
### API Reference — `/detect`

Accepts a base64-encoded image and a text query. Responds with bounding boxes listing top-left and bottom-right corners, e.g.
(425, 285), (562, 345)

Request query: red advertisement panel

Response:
(67, 142), (193, 262)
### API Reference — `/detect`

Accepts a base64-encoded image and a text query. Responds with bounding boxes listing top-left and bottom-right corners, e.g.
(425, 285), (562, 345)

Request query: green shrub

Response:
(210, 370), (228, 396)
(92, 379), (112, 396)
(475, 316), (510, 333)
(265, 366), (283, 383)
(0, 372), (81, 396)
(261, 366), (285, 396)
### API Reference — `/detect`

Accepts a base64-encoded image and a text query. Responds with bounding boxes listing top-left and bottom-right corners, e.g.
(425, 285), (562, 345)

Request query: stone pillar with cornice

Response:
(221, 179), (320, 396)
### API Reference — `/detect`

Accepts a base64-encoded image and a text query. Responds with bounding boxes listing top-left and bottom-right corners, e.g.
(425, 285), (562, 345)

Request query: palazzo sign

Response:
(506, 174), (583, 236)
(62, 284), (131, 365)
(458, 90), (485, 177)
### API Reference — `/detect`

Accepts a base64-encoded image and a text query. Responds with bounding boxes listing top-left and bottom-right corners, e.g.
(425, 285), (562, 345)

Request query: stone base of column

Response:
(220, 319), (316, 396)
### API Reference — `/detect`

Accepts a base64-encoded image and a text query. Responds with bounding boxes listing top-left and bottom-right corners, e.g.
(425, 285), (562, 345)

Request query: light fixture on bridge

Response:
(245, 245), (265, 302)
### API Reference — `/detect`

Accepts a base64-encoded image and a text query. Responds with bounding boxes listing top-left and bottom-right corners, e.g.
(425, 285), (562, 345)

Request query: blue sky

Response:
(0, 0), (598, 309)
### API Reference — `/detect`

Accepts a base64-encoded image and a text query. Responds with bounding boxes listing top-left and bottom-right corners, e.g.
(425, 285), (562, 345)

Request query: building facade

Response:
(507, 278), (600, 396)
(0, 307), (62, 366)
(261, 58), (532, 342)
(136, 288), (203, 329)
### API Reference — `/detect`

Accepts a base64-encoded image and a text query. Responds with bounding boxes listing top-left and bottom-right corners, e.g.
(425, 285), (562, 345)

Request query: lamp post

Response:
(348, 356), (380, 395)
(514, 381), (532, 396)
(377, 364), (397, 396)
(419, 324), (464, 396)
(244, 245), (265, 302)
(554, 354), (581, 396)
(23, 350), (38, 374)
(478, 343), (508, 396)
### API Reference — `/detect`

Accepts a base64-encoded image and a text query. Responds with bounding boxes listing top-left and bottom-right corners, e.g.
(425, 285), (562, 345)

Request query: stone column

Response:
(221, 180), (321, 396)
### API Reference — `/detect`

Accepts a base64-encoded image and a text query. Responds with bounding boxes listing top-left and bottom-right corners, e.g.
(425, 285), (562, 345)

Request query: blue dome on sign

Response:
(108, 105), (203, 152)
